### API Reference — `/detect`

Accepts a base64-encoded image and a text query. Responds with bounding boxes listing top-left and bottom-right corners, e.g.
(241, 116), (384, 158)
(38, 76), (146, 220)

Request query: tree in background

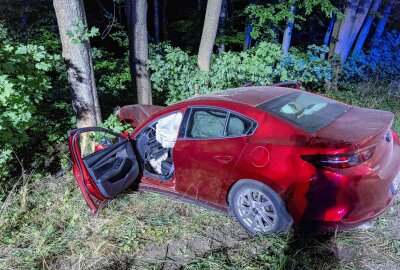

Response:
(218, 0), (228, 53)
(324, 13), (336, 46)
(371, 0), (394, 46)
(53, 0), (102, 128)
(125, 0), (153, 104)
(352, 0), (382, 56)
(198, 0), (223, 71)
(282, 5), (296, 53)
(329, 0), (374, 62)
(161, 0), (168, 40)
(154, 0), (160, 44)
(244, 0), (337, 52)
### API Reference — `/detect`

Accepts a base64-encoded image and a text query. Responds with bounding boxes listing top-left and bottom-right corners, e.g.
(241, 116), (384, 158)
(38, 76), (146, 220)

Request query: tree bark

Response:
(328, 19), (341, 58)
(371, 0), (393, 45)
(198, 0), (223, 71)
(154, 0), (160, 44)
(53, 0), (102, 128)
(282, 5), (296, 54)
(218, 0), (228, 53)
(324, 14), (336, 46)
(352, 0), (382, 56)
(340, 0), (373, 61)
(125, 0), (153, 104)
(243, 22), (252, 51)
(334, 0), (361, 57)
(162, 0), (168, 40)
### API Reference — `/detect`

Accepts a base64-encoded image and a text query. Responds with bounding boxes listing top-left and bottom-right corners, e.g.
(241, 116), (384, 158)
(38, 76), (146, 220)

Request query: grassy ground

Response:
(0, 88), (399, 269)
(0, 174), (399, 269)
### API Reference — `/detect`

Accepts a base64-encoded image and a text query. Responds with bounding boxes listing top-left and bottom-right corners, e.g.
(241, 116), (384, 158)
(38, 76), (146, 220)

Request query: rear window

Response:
(257, 92), (350, 133)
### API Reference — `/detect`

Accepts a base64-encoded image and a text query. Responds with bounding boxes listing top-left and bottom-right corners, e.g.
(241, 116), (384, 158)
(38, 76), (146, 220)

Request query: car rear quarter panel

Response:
(218, 111), (316, 219)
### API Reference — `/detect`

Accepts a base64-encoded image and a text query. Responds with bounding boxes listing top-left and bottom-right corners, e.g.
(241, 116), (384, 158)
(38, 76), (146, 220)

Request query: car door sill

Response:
(137, 182), (229, 214)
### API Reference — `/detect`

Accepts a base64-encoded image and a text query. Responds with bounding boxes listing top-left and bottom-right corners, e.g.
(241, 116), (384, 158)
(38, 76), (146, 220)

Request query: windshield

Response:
(257, 92), (350, 133)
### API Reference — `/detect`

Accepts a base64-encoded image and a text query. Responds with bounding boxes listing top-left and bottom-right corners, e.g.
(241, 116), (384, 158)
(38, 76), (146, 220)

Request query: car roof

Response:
(182, 86), (295, 107)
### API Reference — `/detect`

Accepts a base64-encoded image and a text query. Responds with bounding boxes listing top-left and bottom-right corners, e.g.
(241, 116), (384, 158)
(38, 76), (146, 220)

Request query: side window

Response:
(77, 130), (123, 158)
(187, 108), (228, 138)
(227, 113), (254, 136)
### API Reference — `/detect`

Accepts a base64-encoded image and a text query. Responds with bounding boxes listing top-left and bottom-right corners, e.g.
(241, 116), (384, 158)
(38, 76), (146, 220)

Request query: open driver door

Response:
(68, 127), (139, 214)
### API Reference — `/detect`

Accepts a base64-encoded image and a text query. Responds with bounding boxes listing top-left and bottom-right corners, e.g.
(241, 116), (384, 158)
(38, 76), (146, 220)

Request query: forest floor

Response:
(0, 172), (399, 270)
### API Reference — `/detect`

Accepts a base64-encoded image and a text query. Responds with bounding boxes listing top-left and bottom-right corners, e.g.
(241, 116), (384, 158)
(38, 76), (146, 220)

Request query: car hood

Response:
(118, 104), (165, 129)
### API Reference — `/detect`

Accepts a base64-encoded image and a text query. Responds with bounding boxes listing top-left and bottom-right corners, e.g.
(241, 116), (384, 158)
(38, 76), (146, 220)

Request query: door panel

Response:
(174, 107), (252, 203)
(175, 137), (247, 203)
(68, 127), (139, 214)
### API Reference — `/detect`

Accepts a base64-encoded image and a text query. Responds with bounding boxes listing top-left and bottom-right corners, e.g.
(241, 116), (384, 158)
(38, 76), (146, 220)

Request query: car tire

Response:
(229, 180), (292, 234)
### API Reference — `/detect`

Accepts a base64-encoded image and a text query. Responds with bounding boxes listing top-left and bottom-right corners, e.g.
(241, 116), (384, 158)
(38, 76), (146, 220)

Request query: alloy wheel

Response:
(235, 188), (277, 233)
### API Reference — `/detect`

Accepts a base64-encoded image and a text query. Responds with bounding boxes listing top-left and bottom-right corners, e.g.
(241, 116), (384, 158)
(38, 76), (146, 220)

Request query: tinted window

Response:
(227, 114), (253, 136)
(187, 108), (228, 138)
(257, 92), (350, 133)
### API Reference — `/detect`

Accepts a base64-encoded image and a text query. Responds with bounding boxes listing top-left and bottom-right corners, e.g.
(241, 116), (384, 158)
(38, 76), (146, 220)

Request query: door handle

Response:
(213, 155), (233, 163)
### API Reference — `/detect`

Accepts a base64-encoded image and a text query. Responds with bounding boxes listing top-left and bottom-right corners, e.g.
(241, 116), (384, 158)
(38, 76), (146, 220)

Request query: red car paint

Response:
(68, 86), (400, 230)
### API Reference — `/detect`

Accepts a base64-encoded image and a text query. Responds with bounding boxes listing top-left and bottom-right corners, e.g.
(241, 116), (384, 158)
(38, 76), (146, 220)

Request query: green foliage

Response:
(66, 20), (99, 45)
(343, 31), (400, 83)
(0, 23), (74, 192)
(98, 114), (133, 134)
(215, 32), (245, 48)
(0, 24), (59, 182)
(92, 47), (131, 96)
(148, 42), (332, 104)
(244, 0), (338, 41)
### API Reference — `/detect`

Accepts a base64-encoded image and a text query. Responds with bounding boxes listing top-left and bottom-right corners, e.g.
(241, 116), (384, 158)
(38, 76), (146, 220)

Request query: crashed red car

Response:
(68, 85), (400, 234)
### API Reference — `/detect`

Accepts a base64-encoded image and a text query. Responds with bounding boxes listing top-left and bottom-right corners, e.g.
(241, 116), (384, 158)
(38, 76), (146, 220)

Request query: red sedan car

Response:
(68, 85), (400, 234)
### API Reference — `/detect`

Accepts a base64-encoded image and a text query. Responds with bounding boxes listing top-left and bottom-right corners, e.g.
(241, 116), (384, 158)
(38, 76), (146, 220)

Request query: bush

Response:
(148, 42), (332, 104)
(0, 23), (60, 188)
(343, 31), (400, 83)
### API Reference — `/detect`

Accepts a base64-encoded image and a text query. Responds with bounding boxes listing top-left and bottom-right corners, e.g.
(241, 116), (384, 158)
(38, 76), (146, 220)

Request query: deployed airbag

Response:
(155, 112), (183, 148)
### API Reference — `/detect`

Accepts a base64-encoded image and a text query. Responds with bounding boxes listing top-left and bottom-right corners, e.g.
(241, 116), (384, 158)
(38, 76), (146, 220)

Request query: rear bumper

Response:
(298, 142), (400, 231)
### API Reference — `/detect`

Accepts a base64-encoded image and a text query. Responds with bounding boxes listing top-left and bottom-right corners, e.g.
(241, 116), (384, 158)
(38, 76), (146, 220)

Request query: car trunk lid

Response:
(317, 106), (394, 169)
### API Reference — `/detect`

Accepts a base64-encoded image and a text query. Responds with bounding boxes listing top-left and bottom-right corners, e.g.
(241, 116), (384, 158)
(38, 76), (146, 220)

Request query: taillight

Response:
(392, 130), (399, 143)
(301, 146), (376, 169)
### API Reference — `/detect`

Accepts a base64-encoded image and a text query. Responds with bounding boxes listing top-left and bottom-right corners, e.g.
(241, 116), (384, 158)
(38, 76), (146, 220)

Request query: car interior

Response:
(135, 112), (183, 181)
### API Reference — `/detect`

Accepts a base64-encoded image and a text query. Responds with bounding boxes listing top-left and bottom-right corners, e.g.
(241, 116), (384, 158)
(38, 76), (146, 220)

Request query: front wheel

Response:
(229, 180), (292, 234)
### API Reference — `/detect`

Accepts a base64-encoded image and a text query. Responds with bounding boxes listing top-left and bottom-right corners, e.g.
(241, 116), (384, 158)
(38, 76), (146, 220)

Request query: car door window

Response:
(227, 113), (253, 136)
(77, 130), (122, 158)
(187, 108), (228, 138)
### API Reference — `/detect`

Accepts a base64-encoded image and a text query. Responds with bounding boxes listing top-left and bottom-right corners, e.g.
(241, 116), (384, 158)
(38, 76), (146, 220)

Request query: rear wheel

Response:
(229, 180), (292, 234)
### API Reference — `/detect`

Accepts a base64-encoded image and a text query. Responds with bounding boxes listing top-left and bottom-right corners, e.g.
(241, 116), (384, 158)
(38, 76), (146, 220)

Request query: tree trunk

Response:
(328, 19), (341, 58)
(334, 0), (361, 57)
(282, 5), (296, 53)
(125, 0), (153, 104)
(154, 0), (160, 44)
(162, 0), (168, 40)
(352, 0), (382, 56)
(340, 0), (373, 61)
(371, 0), (393, 45)
(53, 0), (102, 128)
(324, 14), (336, 46)
(198, 0), (223, 71)
(243, 21), (252, 51)
(20, 0), (29, 41)
(218, 0), (228, 53)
